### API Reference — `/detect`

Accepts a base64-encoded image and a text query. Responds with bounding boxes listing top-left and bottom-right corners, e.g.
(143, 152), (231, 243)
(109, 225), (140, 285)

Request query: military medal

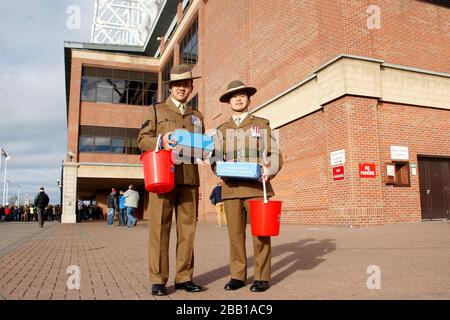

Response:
(191, 115), (201, 127)
(251, 126), (261, 138)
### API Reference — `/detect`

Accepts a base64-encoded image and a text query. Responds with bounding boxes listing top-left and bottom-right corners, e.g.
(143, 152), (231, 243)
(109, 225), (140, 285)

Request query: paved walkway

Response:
(0, 220), (449, 300)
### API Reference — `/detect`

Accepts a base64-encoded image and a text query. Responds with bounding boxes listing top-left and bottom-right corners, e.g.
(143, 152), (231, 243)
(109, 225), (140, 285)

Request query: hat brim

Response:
(219, 86), (257, 103)
(163, 76), (202, 84)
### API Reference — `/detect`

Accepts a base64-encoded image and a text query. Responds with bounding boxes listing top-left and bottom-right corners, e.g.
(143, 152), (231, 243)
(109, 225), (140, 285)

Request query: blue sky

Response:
(0, 0), (93, 205)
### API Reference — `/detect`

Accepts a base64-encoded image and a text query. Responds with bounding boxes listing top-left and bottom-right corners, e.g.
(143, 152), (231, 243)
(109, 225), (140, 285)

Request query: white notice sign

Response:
(387, 165), (395, 177)
(330, 149), (346, 166)
(391, 146), (409, 160)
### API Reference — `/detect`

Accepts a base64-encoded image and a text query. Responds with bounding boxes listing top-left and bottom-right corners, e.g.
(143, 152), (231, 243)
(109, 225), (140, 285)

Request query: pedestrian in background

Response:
(23, 205), (30, 222)
(118, 190), (127, 226)
(123, 185), (139, 228)
(34, 187), (50, 228)
(106, 188), (118, 226)
(210, 182), (226, 226)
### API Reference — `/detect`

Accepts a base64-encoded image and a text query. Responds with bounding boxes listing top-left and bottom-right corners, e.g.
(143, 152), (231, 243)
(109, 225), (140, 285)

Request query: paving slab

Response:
(0, 220), (449, 300)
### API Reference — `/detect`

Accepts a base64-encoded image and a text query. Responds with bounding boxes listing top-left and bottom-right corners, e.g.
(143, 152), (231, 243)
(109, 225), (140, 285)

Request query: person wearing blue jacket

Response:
(118, 190), (127, 226)
(210, 182), (226, 226)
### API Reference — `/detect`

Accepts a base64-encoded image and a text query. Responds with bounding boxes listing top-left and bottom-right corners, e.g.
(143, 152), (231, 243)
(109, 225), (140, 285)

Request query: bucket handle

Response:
(262, 179), (268, 204)
(155, 134), (162, 152)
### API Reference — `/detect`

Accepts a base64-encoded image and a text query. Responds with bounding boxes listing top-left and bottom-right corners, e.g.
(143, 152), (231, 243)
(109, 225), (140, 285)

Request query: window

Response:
(180, 17), (198, 66)
(94, 136), (111, 152)
(80, 67), (158, 106)
(112, 79), (127, 104)
(81, 77), (96, 101)
(187, 93), (198, 110)
(79, 136), (94, 152)
(126, 129), (140, 155)
(384, 161), (411, 187)
(112, 138), (125, 154)
(96, 78), (113, 103)
(162, 55), (174, 101)
(78, 126), (140, 155)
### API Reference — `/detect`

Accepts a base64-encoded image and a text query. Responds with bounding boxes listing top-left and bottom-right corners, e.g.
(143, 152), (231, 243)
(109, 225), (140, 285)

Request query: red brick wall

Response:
(272, 96), (384, 226)
(378, 102), (450, 224)
(67, 55), (158, 163)
(66, 1), (450, 224)
(369, 0), (450, 74)
(323, 96), (384, 226)
(78, 153), (140, 164)
(272, 109), (329, 225)
(202, 0), (450, 116)
(196, 0), (450, 224)
(67, 59), (82, 162)
(80, 102), (150, 128)
(271, 95), (450, 226)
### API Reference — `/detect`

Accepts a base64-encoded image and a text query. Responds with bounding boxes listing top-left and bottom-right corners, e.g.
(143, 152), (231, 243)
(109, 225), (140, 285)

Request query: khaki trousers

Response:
(149, 185), (198, 284)
(223, 198), (271, 281)
(214, 202), (227, 226)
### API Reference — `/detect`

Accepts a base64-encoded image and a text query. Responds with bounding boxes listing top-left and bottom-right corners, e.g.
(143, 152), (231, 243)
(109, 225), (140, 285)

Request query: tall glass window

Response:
(180, 17), (198, 66)
(79, 126), (140, 155)
(80, 67), (158, 106)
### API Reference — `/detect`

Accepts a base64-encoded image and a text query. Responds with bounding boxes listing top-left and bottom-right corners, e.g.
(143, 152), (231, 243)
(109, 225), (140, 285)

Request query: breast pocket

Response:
(158, 117), (178, 133)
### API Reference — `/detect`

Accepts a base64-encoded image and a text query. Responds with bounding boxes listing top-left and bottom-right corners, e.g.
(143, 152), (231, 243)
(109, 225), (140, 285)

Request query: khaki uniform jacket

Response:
(213, 114), (283, 200)
(138, 98), (205, 186)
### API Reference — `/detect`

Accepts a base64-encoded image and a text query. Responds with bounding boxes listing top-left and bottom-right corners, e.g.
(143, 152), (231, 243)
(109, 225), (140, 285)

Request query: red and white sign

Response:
(359, 163), (376, 178)
(333, 166), (345, 181)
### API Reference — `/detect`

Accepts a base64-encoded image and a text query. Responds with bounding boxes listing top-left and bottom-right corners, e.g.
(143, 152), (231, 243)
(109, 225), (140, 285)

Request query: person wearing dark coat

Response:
(106, 188), (119, 226)
(34, 187), (50, 228)
(209, 182), (226, 226)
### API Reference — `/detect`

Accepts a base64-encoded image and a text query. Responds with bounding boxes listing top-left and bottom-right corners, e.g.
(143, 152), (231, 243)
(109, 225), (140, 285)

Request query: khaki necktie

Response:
(179, 104), (185, 114)
(235, 117), (240, 126)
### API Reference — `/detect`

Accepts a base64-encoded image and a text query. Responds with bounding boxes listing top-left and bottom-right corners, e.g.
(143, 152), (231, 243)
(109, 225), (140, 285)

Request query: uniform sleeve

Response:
(138, 105), (158, 152)
(264, 120), (283, 177)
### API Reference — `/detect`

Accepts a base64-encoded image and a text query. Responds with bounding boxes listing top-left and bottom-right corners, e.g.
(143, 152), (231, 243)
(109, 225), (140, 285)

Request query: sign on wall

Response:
(333, 166), (345, 181)
(331, 149), (346, 166)
(410, 163), (417, 176)
(391, 146), (409, 160)
(387, 164), (396, 177)
(359, 163), (376, 178)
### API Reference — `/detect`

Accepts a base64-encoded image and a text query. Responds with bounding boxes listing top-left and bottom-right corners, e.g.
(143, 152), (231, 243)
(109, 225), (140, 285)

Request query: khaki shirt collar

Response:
(232, 112), (248, 127)
(169, 97), (194, 116)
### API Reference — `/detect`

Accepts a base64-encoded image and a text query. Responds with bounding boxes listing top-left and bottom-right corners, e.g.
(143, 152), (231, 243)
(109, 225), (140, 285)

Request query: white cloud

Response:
(0, 0), (93, 205)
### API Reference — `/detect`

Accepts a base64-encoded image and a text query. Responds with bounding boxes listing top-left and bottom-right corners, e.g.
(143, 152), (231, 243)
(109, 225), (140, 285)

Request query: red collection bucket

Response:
(140, 150), (175, 193)
(249, 199), (282, 236)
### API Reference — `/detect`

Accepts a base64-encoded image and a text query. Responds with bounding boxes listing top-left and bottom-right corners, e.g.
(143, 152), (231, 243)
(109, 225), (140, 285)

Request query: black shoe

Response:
(174, 281), (203, 292)
(250, 281), (269, 292)
(151, 284), (167, 296)
(224, 279), (245, 291)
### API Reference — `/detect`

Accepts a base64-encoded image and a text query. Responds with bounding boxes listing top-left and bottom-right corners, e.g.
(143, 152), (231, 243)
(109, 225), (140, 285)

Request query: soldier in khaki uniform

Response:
(213, 80), (283, 292)
(138, 64), (204, 296)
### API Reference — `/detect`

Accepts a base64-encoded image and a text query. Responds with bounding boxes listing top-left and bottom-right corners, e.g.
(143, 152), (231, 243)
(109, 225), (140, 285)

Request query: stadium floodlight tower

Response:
(91, 0), (163, 46)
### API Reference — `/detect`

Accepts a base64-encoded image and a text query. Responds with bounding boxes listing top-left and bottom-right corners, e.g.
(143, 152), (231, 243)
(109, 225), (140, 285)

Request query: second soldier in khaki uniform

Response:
(138, 64), (204, 296)
(213, 80), (283, 292)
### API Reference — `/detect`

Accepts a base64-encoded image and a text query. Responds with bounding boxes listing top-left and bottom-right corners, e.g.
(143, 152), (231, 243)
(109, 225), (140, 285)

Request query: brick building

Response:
(62, 0), (450, 225)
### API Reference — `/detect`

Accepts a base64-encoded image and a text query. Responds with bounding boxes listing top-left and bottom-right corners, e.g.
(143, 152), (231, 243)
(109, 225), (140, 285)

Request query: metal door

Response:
(418, 157), (450, 220)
